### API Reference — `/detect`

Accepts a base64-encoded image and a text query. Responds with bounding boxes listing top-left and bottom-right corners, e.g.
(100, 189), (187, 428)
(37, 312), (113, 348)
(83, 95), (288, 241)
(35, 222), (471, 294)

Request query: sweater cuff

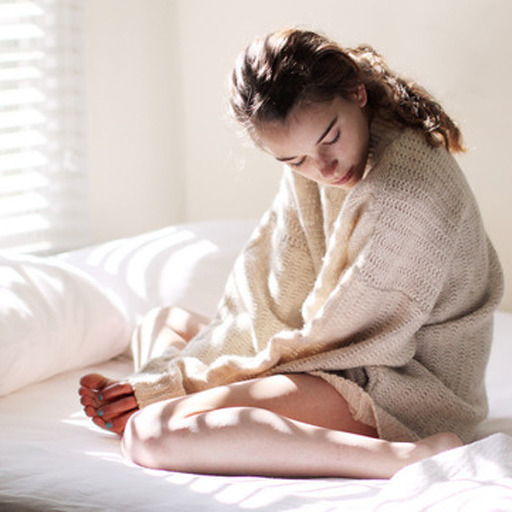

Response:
(129, 371), (186, 409)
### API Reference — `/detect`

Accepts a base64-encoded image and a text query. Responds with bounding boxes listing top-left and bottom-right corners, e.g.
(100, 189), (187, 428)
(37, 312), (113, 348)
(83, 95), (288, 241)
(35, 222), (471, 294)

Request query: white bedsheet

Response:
(372, 433), (512, 510)
(1, 312), (511, 512)
(0, 356), (387, 512)
(0, 221), (511, 511)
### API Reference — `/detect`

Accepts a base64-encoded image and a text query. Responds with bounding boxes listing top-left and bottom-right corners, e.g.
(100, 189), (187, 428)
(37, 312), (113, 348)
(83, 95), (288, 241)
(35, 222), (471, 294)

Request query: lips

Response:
(331, 165), (355, 186)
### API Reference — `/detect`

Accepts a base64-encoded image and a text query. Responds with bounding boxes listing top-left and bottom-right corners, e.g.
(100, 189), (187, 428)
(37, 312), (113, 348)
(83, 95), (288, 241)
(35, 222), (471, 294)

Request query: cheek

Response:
(295, 162), (316, 177)
(334, 136), (355, 162)
(344, 126), (369, 157)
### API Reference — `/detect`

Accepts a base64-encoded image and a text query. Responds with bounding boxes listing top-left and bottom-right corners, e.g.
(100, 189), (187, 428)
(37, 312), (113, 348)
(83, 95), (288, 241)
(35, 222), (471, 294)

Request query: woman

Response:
(79, 28), (503, 478)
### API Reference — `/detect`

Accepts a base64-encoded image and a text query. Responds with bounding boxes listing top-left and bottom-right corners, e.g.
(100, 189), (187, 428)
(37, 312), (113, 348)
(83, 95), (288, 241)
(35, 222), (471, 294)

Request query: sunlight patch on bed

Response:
(61, 411), (100, 431)
(84, 450), (132, 466)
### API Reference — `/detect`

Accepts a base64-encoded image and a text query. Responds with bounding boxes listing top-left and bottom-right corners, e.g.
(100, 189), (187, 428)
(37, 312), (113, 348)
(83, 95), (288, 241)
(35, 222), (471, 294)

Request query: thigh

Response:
(156, 374), (377, 437)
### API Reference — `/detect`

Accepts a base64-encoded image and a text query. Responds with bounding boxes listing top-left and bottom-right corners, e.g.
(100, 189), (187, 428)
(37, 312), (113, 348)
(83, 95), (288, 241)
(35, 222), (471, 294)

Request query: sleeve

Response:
(129, 170), (319, 408)
(269, 184), (437, 375)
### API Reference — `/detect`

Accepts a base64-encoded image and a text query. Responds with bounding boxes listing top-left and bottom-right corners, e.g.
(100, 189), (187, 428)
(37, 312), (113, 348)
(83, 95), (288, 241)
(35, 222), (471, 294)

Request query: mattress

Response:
(0, 220), (511, 511)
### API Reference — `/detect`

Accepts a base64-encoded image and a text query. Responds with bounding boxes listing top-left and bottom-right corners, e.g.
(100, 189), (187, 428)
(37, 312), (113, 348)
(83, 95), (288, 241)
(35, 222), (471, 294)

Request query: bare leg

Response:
(121, 374), (461, 478)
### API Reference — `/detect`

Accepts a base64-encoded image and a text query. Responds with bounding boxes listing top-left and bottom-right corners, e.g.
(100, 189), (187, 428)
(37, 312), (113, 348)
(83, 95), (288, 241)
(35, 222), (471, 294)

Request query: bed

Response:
(0, 219), (511, 511)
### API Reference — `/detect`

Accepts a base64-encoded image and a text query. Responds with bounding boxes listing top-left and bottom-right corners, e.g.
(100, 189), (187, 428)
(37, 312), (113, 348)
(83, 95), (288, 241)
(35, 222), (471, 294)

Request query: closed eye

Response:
(289, 157), (306, 168)
(324, 130), (340, 145)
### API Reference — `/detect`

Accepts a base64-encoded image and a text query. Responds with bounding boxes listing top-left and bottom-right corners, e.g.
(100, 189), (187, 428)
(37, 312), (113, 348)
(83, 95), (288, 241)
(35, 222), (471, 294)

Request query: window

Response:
(0, 0), (90, 254)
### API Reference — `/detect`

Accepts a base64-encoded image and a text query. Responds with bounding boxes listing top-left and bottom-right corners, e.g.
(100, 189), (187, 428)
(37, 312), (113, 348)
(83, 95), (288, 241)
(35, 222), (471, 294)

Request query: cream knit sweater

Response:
(130, 120), (503, 443)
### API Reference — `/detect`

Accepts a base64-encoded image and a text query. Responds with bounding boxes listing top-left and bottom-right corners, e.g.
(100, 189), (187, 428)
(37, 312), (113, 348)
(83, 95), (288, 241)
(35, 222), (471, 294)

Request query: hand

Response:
(79, 373), (139, 436)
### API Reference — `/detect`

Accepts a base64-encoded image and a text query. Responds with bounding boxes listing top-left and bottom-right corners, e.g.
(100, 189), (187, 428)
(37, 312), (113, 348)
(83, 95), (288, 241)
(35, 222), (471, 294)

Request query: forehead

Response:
(255, 99), (340, 156)
(285, 98), (339, 132)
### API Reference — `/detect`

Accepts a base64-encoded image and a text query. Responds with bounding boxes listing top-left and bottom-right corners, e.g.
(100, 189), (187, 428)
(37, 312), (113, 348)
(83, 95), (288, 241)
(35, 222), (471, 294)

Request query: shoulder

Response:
(370, 125), (463, 189)
(356, 126), (476, 229)
(344, 127), (485, 308)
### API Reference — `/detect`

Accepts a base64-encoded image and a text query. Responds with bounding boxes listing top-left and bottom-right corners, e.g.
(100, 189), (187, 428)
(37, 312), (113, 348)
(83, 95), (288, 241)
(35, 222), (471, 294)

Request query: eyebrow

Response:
(316, 116), (338, 144)
(276, 116), (338, 162)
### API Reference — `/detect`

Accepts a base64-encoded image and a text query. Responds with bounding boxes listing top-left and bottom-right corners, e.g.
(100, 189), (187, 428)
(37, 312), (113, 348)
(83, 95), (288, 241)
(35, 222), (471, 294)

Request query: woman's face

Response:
(256, 88), (371, 189)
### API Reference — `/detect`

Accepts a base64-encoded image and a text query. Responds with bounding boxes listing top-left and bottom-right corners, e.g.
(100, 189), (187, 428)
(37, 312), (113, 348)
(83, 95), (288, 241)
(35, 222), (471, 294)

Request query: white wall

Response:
(85, 0), (185, 243)
(86, 0), (512, 311)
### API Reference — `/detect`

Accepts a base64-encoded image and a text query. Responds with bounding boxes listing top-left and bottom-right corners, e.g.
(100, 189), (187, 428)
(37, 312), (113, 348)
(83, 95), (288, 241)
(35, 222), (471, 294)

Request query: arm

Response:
(128, 170), (318, 408)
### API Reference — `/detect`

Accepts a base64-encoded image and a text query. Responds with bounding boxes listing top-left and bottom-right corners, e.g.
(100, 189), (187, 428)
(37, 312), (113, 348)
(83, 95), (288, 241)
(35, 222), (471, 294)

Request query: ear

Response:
(353, 84), (368, 107)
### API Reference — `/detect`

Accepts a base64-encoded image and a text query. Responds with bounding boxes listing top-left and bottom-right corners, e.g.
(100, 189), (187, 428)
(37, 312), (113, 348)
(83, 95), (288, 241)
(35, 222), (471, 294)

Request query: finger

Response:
(84, 405), (97, 418)
(79, 386), (108, 407)
(93, 409), (138, 436)
(80, 395), (100, 409)
(99, 381), (134, 402)
(80, 373), (115, 391)
(97, 395), (139, 422)
(78, 386), (94, 397)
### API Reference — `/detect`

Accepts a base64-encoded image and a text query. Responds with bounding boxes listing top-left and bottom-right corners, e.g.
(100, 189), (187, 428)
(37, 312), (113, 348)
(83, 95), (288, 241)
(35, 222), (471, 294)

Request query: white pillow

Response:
(0, 253), (130, 396)
(59, 220), (257, 330)
(0, 220), (255, 396)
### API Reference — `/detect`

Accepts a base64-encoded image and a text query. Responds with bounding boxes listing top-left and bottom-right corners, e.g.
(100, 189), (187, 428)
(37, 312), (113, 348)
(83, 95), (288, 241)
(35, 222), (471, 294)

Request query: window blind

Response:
(0, 0), (90, 254)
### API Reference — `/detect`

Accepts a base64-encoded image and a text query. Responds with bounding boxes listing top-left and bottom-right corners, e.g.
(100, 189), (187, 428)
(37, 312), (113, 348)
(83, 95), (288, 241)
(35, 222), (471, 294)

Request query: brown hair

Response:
(230, 28), (465, 153)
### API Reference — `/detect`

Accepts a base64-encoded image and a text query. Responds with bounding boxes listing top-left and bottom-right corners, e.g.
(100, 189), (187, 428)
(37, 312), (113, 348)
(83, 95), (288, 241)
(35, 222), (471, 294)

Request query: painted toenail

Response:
(98, 394), (103, 401)
(106, 422), (113, 429)
(97, 410), (103, 417)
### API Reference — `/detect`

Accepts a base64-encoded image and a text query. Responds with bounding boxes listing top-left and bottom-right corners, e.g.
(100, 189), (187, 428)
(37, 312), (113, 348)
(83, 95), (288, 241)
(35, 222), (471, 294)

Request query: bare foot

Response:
(389, 432), (462, 476)
(417, 432), (463, 457)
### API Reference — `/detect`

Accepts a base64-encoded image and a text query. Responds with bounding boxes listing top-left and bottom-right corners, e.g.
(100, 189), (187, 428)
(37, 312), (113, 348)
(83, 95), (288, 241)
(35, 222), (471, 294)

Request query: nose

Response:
(317, 156), (338, 177)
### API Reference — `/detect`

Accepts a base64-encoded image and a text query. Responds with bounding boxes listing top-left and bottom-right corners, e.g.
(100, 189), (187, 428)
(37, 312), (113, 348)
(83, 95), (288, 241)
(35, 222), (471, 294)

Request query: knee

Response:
(121, 409), (157, 468)
(121, 404), (192, 470)
(121, 407), (169, 469)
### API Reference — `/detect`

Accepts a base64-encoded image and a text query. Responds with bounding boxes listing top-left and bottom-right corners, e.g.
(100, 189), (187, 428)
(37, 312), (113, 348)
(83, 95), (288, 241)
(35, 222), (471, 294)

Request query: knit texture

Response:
(130, 119), (503, 443)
